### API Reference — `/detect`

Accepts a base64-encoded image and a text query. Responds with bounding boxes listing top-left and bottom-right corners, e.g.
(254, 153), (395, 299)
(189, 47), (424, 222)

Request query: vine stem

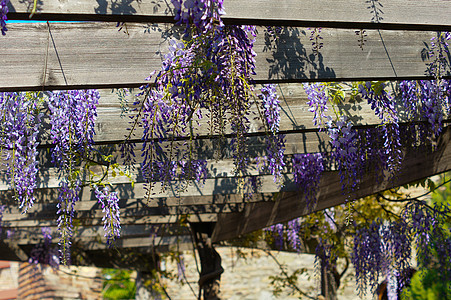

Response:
(264, 250), (317, 300)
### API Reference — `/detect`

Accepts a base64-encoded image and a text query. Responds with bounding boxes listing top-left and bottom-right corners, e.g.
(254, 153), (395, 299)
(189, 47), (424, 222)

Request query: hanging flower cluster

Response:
(352, 221), (387, 294)
(0, 0), (8, 36)
(48, 90), (99, 169)
(0, 92), (42, 212)
(328, 116), (361, 193)
(359, 81), (402, 176)
(48, 90), (101, 263)
(258, 84), (285, 184)
(351, 201), (451, 296)
(56, 180), (81, 265)
(303, 82), (330, 128)
(286, 218), (301, 251)
(130, 0), (257, 197)
(427, 32), (450, 79)
(171, 0), (225, 31)
(399, 80), (451, 141)
(292, 153), (324, 212)
(94, 185), (121, 245)
(0, 205), (5, 235)
(29, 227), (60, 269)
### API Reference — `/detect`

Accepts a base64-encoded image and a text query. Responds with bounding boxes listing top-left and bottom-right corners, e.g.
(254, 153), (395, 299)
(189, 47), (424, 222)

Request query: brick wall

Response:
(17, 263), (103, 300)
(0, 261), (19, 300)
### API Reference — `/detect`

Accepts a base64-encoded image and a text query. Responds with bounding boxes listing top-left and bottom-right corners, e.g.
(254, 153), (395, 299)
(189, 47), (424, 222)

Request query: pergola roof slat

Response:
(0, 23), (444, 92)
(212, 126), (451, 242)
(7, 0), (451, 30)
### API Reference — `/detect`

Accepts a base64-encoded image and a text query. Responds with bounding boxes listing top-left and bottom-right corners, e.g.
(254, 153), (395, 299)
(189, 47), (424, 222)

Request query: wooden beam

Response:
(72, 85), (383, 143)
(0, 23), (443, 91)
(211, 126), (451, 242)
(2, 224), (188, 242)
(2, 123), (449, 228)
(1, 213), (217, 227)
(7, 0), (451, 31)
(2, 126), (448, 229)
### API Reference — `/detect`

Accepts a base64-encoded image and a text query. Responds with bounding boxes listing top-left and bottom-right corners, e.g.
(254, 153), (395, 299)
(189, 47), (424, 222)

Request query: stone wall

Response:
(163, 247), (370, 300)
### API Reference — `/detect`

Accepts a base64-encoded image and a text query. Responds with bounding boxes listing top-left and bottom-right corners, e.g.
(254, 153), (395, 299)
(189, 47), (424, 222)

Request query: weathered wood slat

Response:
(3, 224), (186, 242)
(2, 202), (247, 224)
(7, 0), (451, 30)
(1, 125), (448, 227)
(3, 192), (272, 215)
(9, 233), (192, 251)
(0, 23), (443, 91)
(212, 126), (451, 242)
(2, 213), (217, 227)
(88, 85), (384, 143)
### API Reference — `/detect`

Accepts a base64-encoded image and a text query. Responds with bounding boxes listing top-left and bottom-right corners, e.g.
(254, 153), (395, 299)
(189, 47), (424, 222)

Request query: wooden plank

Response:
(211, 126), (451, 242)
(88, 85), (383, 143)
(2, 125), (448, 226)
(2, 192), (272, 216)
(2, 213), (217, 227)
(2, 224), (188, 242)
(0, 23), (444, 91)
(2, 202), (247, 225)
(7, 0), (451, 30)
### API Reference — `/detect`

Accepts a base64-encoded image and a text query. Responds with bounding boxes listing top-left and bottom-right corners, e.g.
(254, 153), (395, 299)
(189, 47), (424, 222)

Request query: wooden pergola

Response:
(0, 0), (450, 296)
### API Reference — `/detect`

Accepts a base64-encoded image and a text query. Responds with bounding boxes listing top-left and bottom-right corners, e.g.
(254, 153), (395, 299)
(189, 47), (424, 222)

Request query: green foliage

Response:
(102, 269), (136, 300)
(402, 269), (451, 300)
(269, 267), (310, 297)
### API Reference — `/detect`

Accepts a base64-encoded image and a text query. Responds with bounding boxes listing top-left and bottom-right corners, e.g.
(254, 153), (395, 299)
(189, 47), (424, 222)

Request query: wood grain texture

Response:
(84, 85), (384, 143)
(0, 23), (443, 91)
(2, 125), (449, 229)
(211, 126), (451, 242)
(7, 0), (451, 30)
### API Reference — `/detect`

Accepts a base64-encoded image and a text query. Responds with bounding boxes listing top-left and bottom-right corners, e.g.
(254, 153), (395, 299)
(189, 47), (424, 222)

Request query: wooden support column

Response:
(190, 222), (224, 300)
(135, 271), (156, 300)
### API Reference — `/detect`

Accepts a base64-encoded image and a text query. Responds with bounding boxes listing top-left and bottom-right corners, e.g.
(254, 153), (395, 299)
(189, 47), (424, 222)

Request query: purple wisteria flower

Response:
(56, 180), (81, 265)
(138, 22), (257, 186)
(48, 90), (100, 263)
(29, 227), (60, 269)
(352, 221), (386, 295)
(381, 220), (411, 273)
(0, 205), (5, 235)
(171, 0), (225, 31)
(94, 185), (121, 245)
(292, 153), (324, 212)
(303, 83), (330, 128)
(0, 92), (41, 212)
(259, 84), (281, 134)
(328, 116), (360, 193)
(0, 0), (8, 36)
(258, 84), (286, 184)
(358, 82), (402, 177)
(427, 32), (451, 77)
(48, 90), (99, 168)
(265, 223), (285, 250)
(287, 218), (301, 251)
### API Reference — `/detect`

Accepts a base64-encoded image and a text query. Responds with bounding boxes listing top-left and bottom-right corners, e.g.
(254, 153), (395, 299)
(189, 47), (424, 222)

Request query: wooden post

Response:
(319, 260), (339, 300)
(190, 222), (224, 300)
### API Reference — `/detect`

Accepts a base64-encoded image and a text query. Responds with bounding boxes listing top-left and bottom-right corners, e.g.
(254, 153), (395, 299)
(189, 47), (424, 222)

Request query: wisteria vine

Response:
(0, 92), (42, 212)
(0, 2), (449, 298)
(0, 0), (7, 36)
